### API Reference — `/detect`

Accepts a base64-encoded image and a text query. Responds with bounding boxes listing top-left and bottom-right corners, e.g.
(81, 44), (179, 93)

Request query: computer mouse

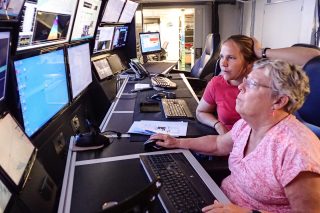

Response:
(144, 139), (165, 151)
(150, 92), (166, 101)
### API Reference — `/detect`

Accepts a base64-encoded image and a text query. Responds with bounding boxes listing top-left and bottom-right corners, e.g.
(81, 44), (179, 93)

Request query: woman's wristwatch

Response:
(261, 47), (270, 58)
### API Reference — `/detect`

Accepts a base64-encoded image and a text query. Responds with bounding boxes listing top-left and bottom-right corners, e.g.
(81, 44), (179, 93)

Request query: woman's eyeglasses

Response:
(242, 77), (271, 90)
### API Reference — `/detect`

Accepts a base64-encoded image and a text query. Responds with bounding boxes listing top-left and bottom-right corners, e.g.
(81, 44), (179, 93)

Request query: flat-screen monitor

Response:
(0, 31), (10, 105)
(112, 25), (128, 49)
(18, 0), (78, 50)
(0, 0), (25, 20)
(93, 26), (114, 53)
(139, 32), (161, 55)
(0, 178), (12, 212)
(14, 48), (69, 137)
(0, 113), (36, 188)
(92, 58), (113, 80)
(101, 0), (125, 23)
(67, 43), (92, 99)
(118, 0), (139, 24)
(70, 0), (102, 41)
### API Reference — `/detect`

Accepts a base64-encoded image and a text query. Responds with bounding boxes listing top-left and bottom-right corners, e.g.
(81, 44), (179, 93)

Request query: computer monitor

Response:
(0, 178), (12, 212)
(70, 0), (102, 41)
(18, 0), (78, 50)
(0, 31), (10, 106)
(101, 0), (126, 23)
(112, 25), (128, 49)
(0, 112), (36, 189)
(139, 32), (161, 55)
(0, 0), (25, 20)
(67, 43), (92, 99)
(92, 58), (113, 80)
(14, 47), (69, 137)
(118, 0), (139, 24)
(93, 26), (114, 53)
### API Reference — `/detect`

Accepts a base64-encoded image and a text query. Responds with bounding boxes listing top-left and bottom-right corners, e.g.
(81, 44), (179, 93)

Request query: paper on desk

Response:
(134, 83), (151, 89)
(128, 120), (188, 136)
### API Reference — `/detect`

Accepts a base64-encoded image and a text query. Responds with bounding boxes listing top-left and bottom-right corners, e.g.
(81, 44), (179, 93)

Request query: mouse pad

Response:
(140, 102), (161, 112)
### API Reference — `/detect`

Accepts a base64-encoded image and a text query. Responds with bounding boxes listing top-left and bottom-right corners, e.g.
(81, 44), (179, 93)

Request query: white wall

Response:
(218, 3), (242, 41)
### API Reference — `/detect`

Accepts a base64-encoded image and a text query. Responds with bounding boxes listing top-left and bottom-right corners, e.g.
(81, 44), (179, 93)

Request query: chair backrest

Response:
(190, 33), (220, 79)
(297, 55), (320, 127)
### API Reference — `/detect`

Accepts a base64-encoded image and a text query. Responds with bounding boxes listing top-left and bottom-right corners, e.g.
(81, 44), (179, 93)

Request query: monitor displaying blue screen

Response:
(14, 49), (69, 137)
(0, 32), (10, 103)
(112, 26), (128, 49)
(139, 32), (161, 55)
(67, 43), (92, 99)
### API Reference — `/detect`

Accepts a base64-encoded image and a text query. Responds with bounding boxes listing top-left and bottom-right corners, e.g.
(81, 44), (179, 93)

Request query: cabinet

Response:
(179, 14), (194, 68)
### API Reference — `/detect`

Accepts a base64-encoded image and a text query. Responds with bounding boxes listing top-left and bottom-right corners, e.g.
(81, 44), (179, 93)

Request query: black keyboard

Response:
(140, 153), (216, 213)
(161, 99), (193, 119)
(151, 76), (177, 89)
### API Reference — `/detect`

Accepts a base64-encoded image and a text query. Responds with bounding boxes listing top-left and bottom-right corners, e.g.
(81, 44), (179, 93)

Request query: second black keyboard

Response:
(140, 153), (216, 213)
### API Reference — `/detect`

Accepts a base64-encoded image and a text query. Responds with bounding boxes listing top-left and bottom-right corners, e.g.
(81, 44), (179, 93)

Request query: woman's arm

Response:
(196, 98), (228, 135)
(284, 171), (320, 212)
(252, 37), (320, 66)
(150, 131), (234, 156)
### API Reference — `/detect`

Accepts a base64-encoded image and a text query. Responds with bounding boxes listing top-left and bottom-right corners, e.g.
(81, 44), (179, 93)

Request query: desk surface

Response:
(58, 74), (225, 213)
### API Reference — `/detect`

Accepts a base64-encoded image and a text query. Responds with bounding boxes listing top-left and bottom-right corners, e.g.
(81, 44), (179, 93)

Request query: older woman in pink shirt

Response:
(150, 59), (320, 212)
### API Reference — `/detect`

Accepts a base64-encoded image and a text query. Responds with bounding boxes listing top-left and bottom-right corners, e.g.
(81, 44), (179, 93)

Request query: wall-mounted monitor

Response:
(0, 113), (36, 189)
(93, 26), (114, 53)
(14, 47), (69, 137)
(67, 43), (92, 99)
(18, 0), (78, 51)
(112, 25), (128, 49)
(101, 0), (125, 23)
(0, 31), (10, 108)
(70, 0), (102, 41)
(139, 32), (161, 55)
(118, 0), (138, 24)
(0, 0), (25, 20)
(0, 178), (12, 212)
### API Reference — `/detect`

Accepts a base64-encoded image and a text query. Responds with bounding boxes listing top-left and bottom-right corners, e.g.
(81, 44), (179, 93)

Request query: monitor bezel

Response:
(69, 0), (102, 42)
(139, 32), (162, 55)
(0, 0), (26, 21)
(65, 41), (93, 101)
(13, 45), (71, 138)
(0, 29), (11, 115)
(111, 25), (129, 50)
(0, 111), (37, 193)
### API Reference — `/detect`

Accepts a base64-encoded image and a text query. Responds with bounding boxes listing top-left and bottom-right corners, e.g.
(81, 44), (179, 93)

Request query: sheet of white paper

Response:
(134, 83), (151, 90)
(128, 120), (188, 136)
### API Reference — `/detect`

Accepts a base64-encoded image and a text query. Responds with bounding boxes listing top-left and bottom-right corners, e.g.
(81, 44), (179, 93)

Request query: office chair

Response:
(170, 33), (220, 96)
(292, 44), (320, 137)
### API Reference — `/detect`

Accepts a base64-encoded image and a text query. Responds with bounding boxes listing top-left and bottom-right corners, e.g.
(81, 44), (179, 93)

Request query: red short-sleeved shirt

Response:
(203, 75), (241, 130)
(221, 116), (320, 212)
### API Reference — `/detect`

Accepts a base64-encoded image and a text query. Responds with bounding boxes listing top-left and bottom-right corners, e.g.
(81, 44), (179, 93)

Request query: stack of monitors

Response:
(18, 0), (78, 50)
(66, 42), (92, 99)
(70, 0), (102, 41)
(139, 32), (162, 55)
(101, 0), (139, 24)
(0, 0), (25, 20)
(0, 112), (36, 191)
(0, 31), (10, 109)
(14, 47), (69, 137)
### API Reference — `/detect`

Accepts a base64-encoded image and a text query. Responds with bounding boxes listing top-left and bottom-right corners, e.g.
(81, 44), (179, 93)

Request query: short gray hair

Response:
(253, 59), (310, 113)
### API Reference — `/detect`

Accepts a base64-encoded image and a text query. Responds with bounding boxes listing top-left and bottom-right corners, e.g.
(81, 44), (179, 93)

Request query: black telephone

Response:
(129, 58), (149, 79)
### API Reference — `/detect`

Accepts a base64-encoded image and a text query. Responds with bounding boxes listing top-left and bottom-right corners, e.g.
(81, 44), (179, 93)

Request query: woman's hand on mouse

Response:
(150, 133), (181, 148)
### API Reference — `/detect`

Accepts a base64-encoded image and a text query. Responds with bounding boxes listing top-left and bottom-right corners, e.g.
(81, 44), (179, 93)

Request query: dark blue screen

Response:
(14, 49), (69, 136)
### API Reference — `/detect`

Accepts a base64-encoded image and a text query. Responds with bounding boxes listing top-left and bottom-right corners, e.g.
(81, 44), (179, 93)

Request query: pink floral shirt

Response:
(221, 115), (320, 212)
